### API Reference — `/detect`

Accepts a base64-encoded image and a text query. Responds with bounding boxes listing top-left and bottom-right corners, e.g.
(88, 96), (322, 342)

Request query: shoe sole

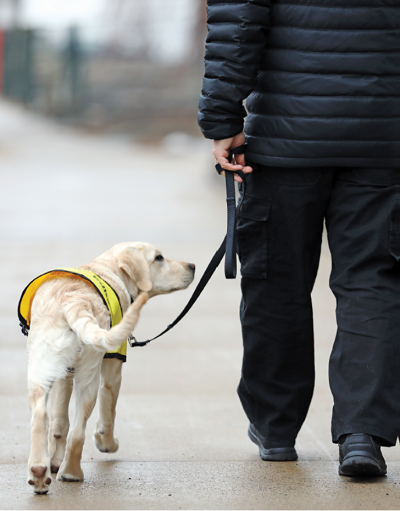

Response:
(248, 426), (298, 462)
(339, 455), (387, 477)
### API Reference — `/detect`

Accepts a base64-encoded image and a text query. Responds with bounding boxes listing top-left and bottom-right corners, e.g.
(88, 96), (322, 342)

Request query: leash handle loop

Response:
(224, 144), (247, 279)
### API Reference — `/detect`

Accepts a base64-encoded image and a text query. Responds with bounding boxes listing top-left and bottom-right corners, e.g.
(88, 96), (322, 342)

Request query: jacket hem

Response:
(246, 152), (400, 169)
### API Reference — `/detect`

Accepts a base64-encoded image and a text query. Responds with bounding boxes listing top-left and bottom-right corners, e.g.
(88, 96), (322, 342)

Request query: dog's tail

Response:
(67, 293), (148, 352)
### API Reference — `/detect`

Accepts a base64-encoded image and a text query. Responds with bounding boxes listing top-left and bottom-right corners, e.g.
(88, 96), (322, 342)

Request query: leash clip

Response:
(20, 322), (29, 336)
(128, 335), (149, 348)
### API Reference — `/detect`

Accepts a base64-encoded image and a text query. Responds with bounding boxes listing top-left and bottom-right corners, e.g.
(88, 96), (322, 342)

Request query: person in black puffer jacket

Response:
(199, 0), (400, 477)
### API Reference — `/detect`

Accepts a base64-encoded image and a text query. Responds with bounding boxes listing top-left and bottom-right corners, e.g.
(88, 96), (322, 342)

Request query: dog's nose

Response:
(188, 263), (195, 271)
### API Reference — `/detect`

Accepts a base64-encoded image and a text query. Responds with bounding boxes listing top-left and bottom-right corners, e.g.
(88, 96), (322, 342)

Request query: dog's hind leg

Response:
(48, 373), (74, 473)
(57, 366), (101, 482)
(27, 385), (53, 494)
(94, 358), (123, 453)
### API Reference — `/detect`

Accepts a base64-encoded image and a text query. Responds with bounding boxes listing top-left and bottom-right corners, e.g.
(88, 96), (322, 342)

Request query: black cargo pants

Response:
(237, 166), (400, 448)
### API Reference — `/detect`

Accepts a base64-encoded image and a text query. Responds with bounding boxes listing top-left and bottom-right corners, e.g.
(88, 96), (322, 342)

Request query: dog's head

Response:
(110, 242), (195, 298)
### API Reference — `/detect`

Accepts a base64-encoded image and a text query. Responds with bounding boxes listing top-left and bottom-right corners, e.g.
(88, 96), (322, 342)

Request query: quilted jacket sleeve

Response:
(198, 0), (271, 140)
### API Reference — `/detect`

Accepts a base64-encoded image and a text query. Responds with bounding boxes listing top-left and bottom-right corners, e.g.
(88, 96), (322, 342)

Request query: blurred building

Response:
(0, 0), (207, 140)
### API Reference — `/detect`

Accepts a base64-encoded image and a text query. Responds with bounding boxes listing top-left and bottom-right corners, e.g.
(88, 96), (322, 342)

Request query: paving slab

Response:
(1, 100), (400, 509)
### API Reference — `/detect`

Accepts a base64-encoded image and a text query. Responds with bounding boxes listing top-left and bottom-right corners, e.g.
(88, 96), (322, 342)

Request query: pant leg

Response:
(327, 168), (400, 447)
(237, 165), (334, 447)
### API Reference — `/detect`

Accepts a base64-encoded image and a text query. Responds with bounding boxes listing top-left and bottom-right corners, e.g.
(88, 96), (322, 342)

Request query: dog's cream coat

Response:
(26, 242), (194, 494)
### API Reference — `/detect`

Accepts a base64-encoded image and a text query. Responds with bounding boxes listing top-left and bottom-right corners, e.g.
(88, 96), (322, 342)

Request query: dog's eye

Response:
(155, 254), (164, 262)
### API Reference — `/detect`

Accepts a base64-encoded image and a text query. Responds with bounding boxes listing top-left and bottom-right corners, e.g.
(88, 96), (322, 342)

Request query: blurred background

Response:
(0, 0), (206, 141)
(1, 3), (370, 509)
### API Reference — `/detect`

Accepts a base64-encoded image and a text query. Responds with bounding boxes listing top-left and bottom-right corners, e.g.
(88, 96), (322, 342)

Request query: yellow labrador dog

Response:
(25, 242), (195, 494)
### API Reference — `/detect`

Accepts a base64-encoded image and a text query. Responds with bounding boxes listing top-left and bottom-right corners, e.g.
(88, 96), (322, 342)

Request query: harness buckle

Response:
(20, 322), (29, 336)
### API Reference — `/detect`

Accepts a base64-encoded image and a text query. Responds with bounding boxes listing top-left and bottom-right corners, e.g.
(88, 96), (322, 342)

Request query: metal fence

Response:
(1, 28), (35, 104)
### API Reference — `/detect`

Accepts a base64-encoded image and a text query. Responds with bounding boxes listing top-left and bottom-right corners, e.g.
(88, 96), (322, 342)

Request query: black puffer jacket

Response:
(198, 0), (400, 168)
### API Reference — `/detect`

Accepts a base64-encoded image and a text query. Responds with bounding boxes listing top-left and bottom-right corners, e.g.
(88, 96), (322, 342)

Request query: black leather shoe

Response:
(338, 433), (387, 477)
(248, 423), (298, 461)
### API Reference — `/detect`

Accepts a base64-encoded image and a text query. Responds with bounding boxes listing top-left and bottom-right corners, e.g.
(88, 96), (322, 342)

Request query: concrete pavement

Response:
(1, 100), (400, 509)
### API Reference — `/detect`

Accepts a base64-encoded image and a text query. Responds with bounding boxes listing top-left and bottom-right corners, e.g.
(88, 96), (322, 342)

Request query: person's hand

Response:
(212, 132), (253, 183)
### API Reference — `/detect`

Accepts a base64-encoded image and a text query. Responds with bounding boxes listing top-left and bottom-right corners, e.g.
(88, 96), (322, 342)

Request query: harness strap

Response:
(129, 144), (247, 348)
(18, 268), (129, 361)
(18, 268), (123, 334)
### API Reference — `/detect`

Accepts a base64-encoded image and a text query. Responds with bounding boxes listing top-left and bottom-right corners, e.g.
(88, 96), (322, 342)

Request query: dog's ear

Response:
(118, 248), (152, 292)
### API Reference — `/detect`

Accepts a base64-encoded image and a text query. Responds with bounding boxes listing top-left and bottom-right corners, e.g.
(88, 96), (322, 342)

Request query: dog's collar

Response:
(18, 267), (124, 335)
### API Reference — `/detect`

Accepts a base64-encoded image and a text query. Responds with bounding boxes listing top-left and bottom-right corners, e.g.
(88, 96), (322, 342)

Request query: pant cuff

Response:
(332, 420), (397, 447)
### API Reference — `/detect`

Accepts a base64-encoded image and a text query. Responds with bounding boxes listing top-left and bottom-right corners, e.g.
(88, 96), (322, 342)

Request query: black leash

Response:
(129, 144), (247, 348)
(217, 145), (247, 278)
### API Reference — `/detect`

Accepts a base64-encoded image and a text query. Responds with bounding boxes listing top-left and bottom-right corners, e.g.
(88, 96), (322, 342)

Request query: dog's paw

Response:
(50, 451), (65, 473)
(50, 454), (63, 474)
(93, 430), (119, 453)
(49, 435), (67, 474)
(57, 466), (84, 482)
(28, 465), (52, 494)
(57, 472), (84, 482)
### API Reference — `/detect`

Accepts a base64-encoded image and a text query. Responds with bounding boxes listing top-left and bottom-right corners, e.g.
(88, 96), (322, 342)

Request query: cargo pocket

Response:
(237, 194), (272, 278)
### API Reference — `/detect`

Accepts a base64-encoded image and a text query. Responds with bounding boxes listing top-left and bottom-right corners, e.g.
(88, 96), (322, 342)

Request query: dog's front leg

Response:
(57, 368), (100, 482)
(27, 385), (52, 494)
(48, 374), (74, 473)
(93, 358), (123, 453)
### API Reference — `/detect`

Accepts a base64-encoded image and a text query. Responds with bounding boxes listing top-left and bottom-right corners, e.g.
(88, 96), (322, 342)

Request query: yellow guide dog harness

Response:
(18, 268), (127, 362)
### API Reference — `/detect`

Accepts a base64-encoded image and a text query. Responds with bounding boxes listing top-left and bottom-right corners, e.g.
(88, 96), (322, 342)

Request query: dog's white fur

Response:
(26, 242), (194, 494)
